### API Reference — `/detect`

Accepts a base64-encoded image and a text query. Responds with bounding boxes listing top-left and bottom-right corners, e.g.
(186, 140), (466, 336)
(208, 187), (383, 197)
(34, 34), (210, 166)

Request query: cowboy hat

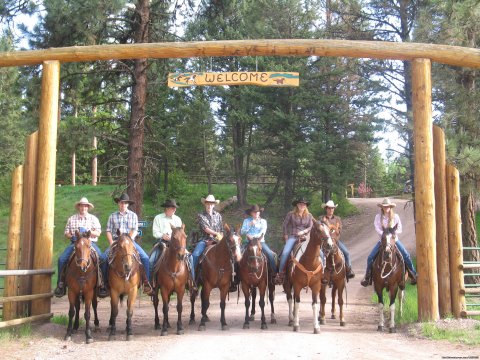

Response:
(75, 197), (94, 209)
(161, 199), (180, 208)
(245, 204), (264, 215)
(377, 198), (396, 208)
(292, 197), (310, 207)
(321, 200), (338, 209)
(114, 193), (134, 204)
(201, 194), (220, 205)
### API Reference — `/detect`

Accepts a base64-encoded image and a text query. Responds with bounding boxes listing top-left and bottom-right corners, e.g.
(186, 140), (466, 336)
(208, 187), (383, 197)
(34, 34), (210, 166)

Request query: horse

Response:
(319, 221), (347, 327)
(64, 230), (100, 343)
(189, 223), (242, 331)
(153, 224), (188, 336)
(283, 220), (330, 334)
(371, 224), (406, 333)
(238, 237), (275, 329)
(107, 232), (142, 341)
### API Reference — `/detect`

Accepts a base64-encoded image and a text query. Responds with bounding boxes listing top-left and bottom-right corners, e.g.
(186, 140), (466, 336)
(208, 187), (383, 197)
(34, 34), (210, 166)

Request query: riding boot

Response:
(97, 270), (109, 298)
(141, 268), (154, 296)
(346, 265), (355, 280)
(407, 268), (417, 285)
(54, 265), (67, 298)
(361, 269), (372, 287)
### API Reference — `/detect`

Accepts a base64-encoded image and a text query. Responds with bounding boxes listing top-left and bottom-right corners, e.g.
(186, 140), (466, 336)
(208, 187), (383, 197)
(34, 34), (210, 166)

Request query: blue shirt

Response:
(240, 217), (267, 242)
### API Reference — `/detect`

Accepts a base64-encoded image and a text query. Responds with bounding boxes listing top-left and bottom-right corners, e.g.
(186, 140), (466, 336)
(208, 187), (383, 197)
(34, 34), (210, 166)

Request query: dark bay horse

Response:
(283, 221), (329, 334)
(64, 230), (99, 343)
(153, 224), (188, 336)
(189, 223), (242, 331)
(319, 221), (347, 327)
(238, 237), (272, 330)
(372, 224), (406, 333)
(108, 232), (141, 341)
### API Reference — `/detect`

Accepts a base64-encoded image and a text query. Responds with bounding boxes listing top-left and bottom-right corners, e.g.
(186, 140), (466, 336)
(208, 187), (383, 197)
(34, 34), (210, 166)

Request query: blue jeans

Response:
(337, 241), (351, 267)
(103, 241), (151, 283)
(366, 239), (416, 275)
(149, 241), (167, 282)
(57, 244), (74, 284)
(261, 242), (278, 273)
(278, 236), (325, 273)
(191, 240), (207, 280)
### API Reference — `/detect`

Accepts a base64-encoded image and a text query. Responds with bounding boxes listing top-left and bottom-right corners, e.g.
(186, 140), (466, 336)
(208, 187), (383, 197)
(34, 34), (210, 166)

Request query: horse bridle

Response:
(379, 231), (398, 279)
(110, 235), (141, 280)
(74, 237), (93, 271)
(246, 237), (265, 277)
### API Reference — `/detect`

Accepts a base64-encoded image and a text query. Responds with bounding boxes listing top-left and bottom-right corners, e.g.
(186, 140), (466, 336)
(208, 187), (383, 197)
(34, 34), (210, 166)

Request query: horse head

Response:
(381, 224), (398, 263)
(170, 223), (187, 261)
(246, 236), (264, 272)
(224, 223), (242, 263)
(116, 233), (137, 279)
(312, 220), (334, 250)
(74, 229), (92, 272)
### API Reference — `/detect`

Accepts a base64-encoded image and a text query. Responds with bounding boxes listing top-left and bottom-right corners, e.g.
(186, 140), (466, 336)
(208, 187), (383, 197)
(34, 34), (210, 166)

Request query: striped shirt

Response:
(106, 209), (138, 240)
(64, 213), (101, 242)
(197, 210), (223, 241)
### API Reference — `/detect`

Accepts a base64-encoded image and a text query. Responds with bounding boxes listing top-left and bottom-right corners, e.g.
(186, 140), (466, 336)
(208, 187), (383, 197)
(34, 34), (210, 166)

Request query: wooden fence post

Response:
(31, 61), (60, 316)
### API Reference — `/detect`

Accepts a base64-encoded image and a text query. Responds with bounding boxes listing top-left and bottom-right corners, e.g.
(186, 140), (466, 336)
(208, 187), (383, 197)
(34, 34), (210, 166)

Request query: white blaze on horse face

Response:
(322, 223), (333, 247)
(232, 234), (242, 261)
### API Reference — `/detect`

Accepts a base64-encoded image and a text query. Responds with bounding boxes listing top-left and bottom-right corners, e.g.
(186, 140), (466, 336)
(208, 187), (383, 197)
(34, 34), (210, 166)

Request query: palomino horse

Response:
(189, 223), (242, 331)
(108, 232), (141, 341)
(153, 224), (188, 336)
(238, 237), (276, 329)
(372, 224), (405, 333)
(283, 220), (330, 334)
(64, 230), (100, 343)
(319, 221), (347, 327)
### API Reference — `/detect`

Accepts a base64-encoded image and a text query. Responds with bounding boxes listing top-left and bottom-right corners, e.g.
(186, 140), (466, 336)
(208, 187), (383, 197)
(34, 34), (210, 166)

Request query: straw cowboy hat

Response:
(321, 200), (338, 209)
(161, 199), (180, 208)
(114, 193), (134, 204)
(75, 197), (94, 209)
(201, 194), (220, 205)
(292, 197), (310, 207)
(245, 204), (264, 215)
(377, 198), (396, 208)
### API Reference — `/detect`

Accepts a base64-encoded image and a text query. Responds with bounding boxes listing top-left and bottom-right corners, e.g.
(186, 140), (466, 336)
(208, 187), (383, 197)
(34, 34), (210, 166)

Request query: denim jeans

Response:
(261, 242), (278, 272)
(278, 236), (325, 273)
(337, 241), (351, 267)
(365, 239), (416, 275)
(57, 244), (74, 284)
(191, 240), (207, 280)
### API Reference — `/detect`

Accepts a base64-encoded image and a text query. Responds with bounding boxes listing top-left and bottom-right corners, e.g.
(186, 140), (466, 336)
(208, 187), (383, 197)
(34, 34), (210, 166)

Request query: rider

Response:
(320, 200), (355, 280)
(240, 204), (277, 273)
(190, 194), (226, 288)
(274, 197), (315, 285)
(360, 198), (417, 287)
(150, 199), (182, 282)
(54, 197), (108, 298)
(104, 193), (154, 296)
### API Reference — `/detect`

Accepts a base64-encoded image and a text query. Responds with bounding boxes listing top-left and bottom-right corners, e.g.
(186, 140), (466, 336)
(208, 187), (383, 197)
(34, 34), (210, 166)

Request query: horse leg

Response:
(161, 290), (170, 336)
(176, 287), (185, 335)
(249, 287), (256, 321)
(376, 289), (384, 332)
(312, 289), (321, 334)
(259, 284), (267, 330)
(331, 286), (337, 319)
(219, 286), (229, 331)
(338, 283), (346, 327)
(84, 295), (93, 344)
(189, 288), (197, 325)
(92, 293), (100, 331)
(389, 287), (399, 333)
(242, 285), (251, 329)
(108, 292), (119, 340)
(284, 281), (294, 326)
(293, 289), (301, 332)
(269, 280), (276, 324)
(125, 289), (137, 341)
(73, 295), (81, 332)
(399, 288), (405, 318)
(153, 287), (161, 330)
(198, 286), (211, 331)
(64, 299), (75, 341)
(319, 284), (326, 325)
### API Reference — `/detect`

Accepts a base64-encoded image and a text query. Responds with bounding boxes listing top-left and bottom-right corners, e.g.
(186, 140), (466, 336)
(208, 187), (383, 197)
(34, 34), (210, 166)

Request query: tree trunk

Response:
(461, 191), (480, 284)
(232, 120), (247, 206)
(126, 0), (149, 218)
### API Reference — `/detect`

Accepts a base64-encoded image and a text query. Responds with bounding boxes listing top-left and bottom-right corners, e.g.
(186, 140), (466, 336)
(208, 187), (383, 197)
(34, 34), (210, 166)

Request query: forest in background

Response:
(0, 1), (479, 255)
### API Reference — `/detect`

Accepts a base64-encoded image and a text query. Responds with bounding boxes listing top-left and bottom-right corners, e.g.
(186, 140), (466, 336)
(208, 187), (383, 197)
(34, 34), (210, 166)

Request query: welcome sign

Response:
(168, 72), (299, 87)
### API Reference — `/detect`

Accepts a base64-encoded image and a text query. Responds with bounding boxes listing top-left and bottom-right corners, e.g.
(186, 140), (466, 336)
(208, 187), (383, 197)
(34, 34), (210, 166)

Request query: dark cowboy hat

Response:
(245, 204), (264, 215)
(292, 197), (310, 207)
(161, 199), (180, 208)
(114, 193), (134, 204)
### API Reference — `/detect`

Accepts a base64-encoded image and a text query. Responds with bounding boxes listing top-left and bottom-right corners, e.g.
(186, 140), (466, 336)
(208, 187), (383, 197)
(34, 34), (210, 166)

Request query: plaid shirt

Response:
(106, 209), (138, 240)
(197, 210), (223, 241)
(283, 211), (313, 238)
(64, 213), (101, 242)
(321, 215), (342, 241)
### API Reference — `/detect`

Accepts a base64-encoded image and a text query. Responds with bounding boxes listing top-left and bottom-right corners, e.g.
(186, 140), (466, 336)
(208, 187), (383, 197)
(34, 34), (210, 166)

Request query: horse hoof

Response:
(189, 319), (195, 325)
(319, 319), (325, 325)
(108, 334), (115, 341)
(64, 335), (71, 341)
(271, 318), (277, 325)
(86, 337), (94, 344)
(314, 327), (320, 334)
(155, 323), (161, 330)
(126, 334), (133, 341)
(243, 323), (250, 329)
(261, 323), (268, 330)
(222, 325), (229, 331)
(94, 326), (100, 333)
(331, 315), (336, 319)
(377, 326), (383, 332)
(340, 321), (346, 327)
(288, 320), (294, 327)
(248, 315), (255, 321)
(198, 325), (206, 331)
(161, 330), (168, 336)
(205, 316), (210, 322)
(293, 325), (299, 332)
(71, 329), (78, 334)
(389, 327), (396, 333)
(177, 329), (184, 335)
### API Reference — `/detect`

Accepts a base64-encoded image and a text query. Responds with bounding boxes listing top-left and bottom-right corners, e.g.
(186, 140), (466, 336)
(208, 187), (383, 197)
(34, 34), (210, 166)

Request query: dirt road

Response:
(4, 198), (479, 360)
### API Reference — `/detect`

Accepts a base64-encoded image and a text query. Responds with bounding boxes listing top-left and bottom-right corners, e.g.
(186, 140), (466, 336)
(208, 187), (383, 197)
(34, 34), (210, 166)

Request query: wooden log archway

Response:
(2, 39), (480, 322)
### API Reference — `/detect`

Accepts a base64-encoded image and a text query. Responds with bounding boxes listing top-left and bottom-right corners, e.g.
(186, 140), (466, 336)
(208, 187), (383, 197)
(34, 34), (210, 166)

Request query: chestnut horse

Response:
(238, 237), (275, 329)
(372, 224), (405, 333)
(107, 232), (141, 341)
(189, 223), (242, 331)
(64, 230), (100, 343)
(153, 224), (188, 336)
(319, 221), (347, 327)
(283, 220), (330, 334)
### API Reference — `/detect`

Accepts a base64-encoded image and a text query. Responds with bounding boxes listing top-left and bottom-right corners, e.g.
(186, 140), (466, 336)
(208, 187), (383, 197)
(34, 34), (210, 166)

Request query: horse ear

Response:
(75, 229), (80, 238)
(235, 224), (241, 233)
(170, 223), (175, 230)
(85, 230), (91, 238)
(393, 223), (398, 231)
(224, 223), (230, 232)
(116, 229), (120, 237)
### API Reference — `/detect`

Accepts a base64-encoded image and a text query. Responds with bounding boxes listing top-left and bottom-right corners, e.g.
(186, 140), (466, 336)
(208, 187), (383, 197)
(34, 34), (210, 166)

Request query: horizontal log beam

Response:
(0, 269), (54, 276)
(1, 40), (479, 68)
(0, 313), (53, 329)
(459, 263), (480, 270)
(461, 310), (480, 317)
(0, 292), (54, 303)
(460, 288), (480, 295)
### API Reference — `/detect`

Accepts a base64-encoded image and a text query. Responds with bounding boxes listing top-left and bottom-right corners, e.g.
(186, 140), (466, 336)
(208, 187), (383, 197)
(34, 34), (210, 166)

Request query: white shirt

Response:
(152, 212), (182, 239)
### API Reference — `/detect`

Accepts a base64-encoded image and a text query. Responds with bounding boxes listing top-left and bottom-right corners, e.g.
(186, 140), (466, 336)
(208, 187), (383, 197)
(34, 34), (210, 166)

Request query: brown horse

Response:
(238, 237), (271, 330)
(64, 230), (99, 343)
(319, 221), (347, 327)
(189, 223), (242, 331)
(283, 220), (329, 334)
(372, 224), (406, 333)
(153, 224), (188, 336)
(107, 232), (141, 341)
